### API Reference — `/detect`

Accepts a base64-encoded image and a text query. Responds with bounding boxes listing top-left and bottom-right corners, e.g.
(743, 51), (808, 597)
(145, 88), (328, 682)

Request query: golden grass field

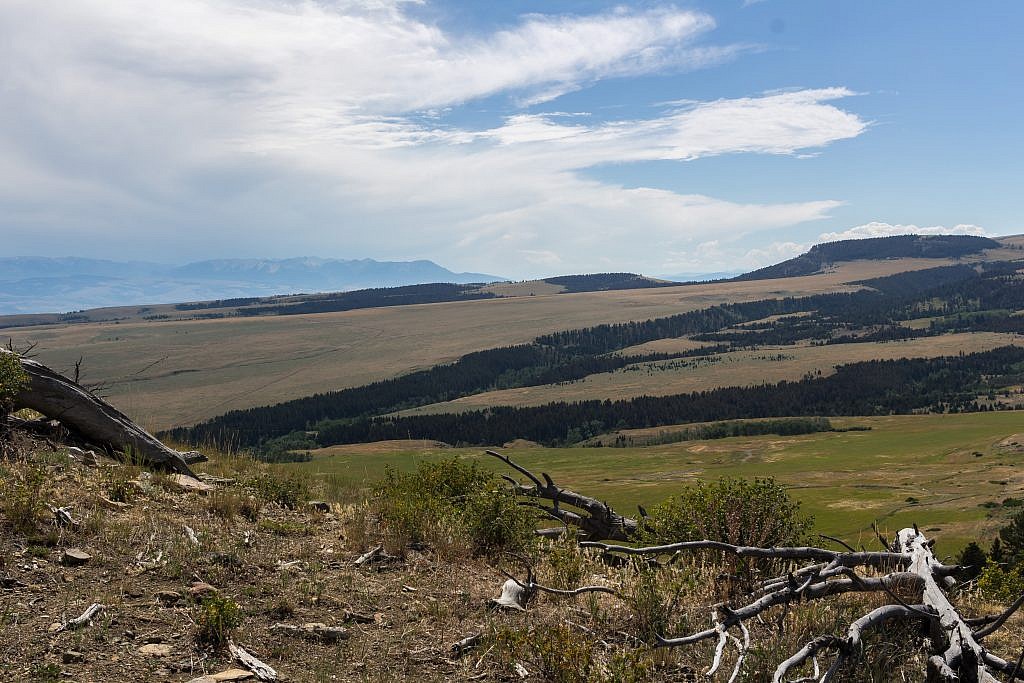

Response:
(2, 266), (878, 430)
(2, 251), (1021, 430)
(397, 331), (1024, 415)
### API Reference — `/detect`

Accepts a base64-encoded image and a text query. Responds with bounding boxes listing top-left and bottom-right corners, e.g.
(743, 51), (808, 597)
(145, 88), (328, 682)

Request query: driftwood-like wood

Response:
(228, 641), (277, 681)
(55, 603), (105, 633)
(486, 449), (638, 541)
(3, 349), (200, 476)
(570, 527), (1016, 681)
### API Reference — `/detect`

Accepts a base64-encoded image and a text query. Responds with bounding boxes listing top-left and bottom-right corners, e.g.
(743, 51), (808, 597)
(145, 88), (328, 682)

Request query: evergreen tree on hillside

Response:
(999, 509), (1024, 567)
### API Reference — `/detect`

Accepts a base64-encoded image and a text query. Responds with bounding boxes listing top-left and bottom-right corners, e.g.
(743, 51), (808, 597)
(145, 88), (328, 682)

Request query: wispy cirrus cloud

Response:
(0, 1), (870, 276)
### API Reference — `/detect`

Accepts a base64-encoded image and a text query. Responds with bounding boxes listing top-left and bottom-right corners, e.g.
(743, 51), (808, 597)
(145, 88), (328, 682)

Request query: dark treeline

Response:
(236, 282), (496, 317)
(164, 344), (679, 447)
(315, 347), (1024, 446)
(697, 262), (1024, 347)
(599, 416), (836, 447)
(542, 273), (680, 292)
(175, 296), (265, 311)
(734, 234), (999, 281)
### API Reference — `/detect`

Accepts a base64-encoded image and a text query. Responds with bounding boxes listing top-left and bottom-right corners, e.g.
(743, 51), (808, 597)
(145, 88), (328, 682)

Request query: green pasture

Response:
(277, 412), (1024, 554)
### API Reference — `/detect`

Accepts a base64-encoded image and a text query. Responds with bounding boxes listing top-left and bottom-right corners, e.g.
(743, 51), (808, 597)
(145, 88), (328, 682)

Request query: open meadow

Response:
(281, 412), (1024, 552)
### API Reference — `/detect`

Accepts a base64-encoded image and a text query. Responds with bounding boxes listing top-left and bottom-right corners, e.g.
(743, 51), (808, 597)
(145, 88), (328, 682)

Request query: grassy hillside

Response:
(281, 412), (1024, 551)
(733, 234), (1003, 281)
(3, 272), (865, 430)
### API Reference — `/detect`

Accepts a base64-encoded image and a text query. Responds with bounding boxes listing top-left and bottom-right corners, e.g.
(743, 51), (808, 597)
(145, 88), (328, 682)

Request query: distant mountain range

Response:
(0, 257), (504, 314)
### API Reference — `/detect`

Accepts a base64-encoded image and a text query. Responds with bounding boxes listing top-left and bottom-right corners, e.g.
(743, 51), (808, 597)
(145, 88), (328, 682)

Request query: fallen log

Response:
(3, 348), (199, 476)
(228, 641), (277, 681)
(578, 527), (1013, 681)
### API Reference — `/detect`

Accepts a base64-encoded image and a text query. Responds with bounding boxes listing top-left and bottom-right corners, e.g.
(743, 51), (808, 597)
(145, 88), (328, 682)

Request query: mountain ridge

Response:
(0, 256), (504, 315)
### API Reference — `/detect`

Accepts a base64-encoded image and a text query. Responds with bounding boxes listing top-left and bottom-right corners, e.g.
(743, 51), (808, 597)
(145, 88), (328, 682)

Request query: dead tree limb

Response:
(3, 348), (200, 476)
(486, 449), (637, 541)
(55, 603), (105, 633)
(582, 528), (1012, 681)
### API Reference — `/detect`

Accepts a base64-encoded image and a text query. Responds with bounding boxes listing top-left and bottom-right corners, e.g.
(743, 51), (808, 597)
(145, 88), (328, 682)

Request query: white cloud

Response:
(662, 239), (808, 274)
(0, 1), (870, 277)
(819, 222), (990, 242)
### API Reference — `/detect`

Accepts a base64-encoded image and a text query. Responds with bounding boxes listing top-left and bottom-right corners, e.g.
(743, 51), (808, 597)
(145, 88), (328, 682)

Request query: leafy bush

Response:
(194, 595), (243, 646)
(374, 458), (536, 556)
(977, 561), (1024, 603)
(638, 477), (813, 548)
(0, 463), (46, 535)
(249, 473), (308, 509)
(0, 352), (27, 416)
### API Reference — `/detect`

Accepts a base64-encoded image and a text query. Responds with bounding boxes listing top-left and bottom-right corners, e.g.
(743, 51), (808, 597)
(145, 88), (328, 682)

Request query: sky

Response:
(1, 1), (1021, 278)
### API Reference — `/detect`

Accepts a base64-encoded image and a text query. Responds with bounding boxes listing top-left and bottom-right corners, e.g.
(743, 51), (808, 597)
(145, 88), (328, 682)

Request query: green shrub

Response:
(249, 473), (308, 509)
(532, 623), (598, 683)
(194, 595), (243, 646)
(542, 534), (587, 590)
(620, 565), (693, 644)
(638, 477), (813, 549)
(0, 463), (46, 535)
(0, 352), (27, 416)
(374, 458), (536, 556)
(977, 560), (1024, 603)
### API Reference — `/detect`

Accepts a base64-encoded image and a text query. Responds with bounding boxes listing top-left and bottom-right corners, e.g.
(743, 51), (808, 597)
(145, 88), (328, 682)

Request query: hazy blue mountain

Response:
(0, 256), (504, 314)
(657, 270), (743, 282)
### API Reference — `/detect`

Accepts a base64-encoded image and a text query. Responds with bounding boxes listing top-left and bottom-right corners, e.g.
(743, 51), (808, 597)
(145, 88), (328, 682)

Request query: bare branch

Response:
(973, 589), (1024, 639)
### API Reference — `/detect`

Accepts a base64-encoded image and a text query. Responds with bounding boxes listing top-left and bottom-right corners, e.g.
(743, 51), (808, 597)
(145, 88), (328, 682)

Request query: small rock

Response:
(143, 635), (165, 644)
(189, 582), (219, 600)
(165, 474), (215, 495)
(186, 668), (256, 683)
(155, 590), (182, 605)
(61, 549), (92, 566)
(211, 669), (254, 681)
(63, 650), (86, 664)
(47, 622), (62, 633)
(138, 643), (173, 657)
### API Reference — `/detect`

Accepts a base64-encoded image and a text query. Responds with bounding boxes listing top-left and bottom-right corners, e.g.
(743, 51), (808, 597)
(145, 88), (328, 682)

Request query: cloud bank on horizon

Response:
(0, 1), (1014, 277)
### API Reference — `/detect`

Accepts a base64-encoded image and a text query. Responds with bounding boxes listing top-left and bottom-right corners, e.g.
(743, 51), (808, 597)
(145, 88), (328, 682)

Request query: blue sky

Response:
(1, 1), (1020, 277)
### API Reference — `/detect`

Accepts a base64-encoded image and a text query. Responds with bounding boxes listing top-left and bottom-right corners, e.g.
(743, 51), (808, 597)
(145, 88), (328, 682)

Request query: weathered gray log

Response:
(55, 603), (104, 633)
(3, 349), (199, 476)
(228, 641), (277, 681)
(894, 527), (998, 683)
(585, 527), (1010, 681)
(487, 449), (638, 541)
